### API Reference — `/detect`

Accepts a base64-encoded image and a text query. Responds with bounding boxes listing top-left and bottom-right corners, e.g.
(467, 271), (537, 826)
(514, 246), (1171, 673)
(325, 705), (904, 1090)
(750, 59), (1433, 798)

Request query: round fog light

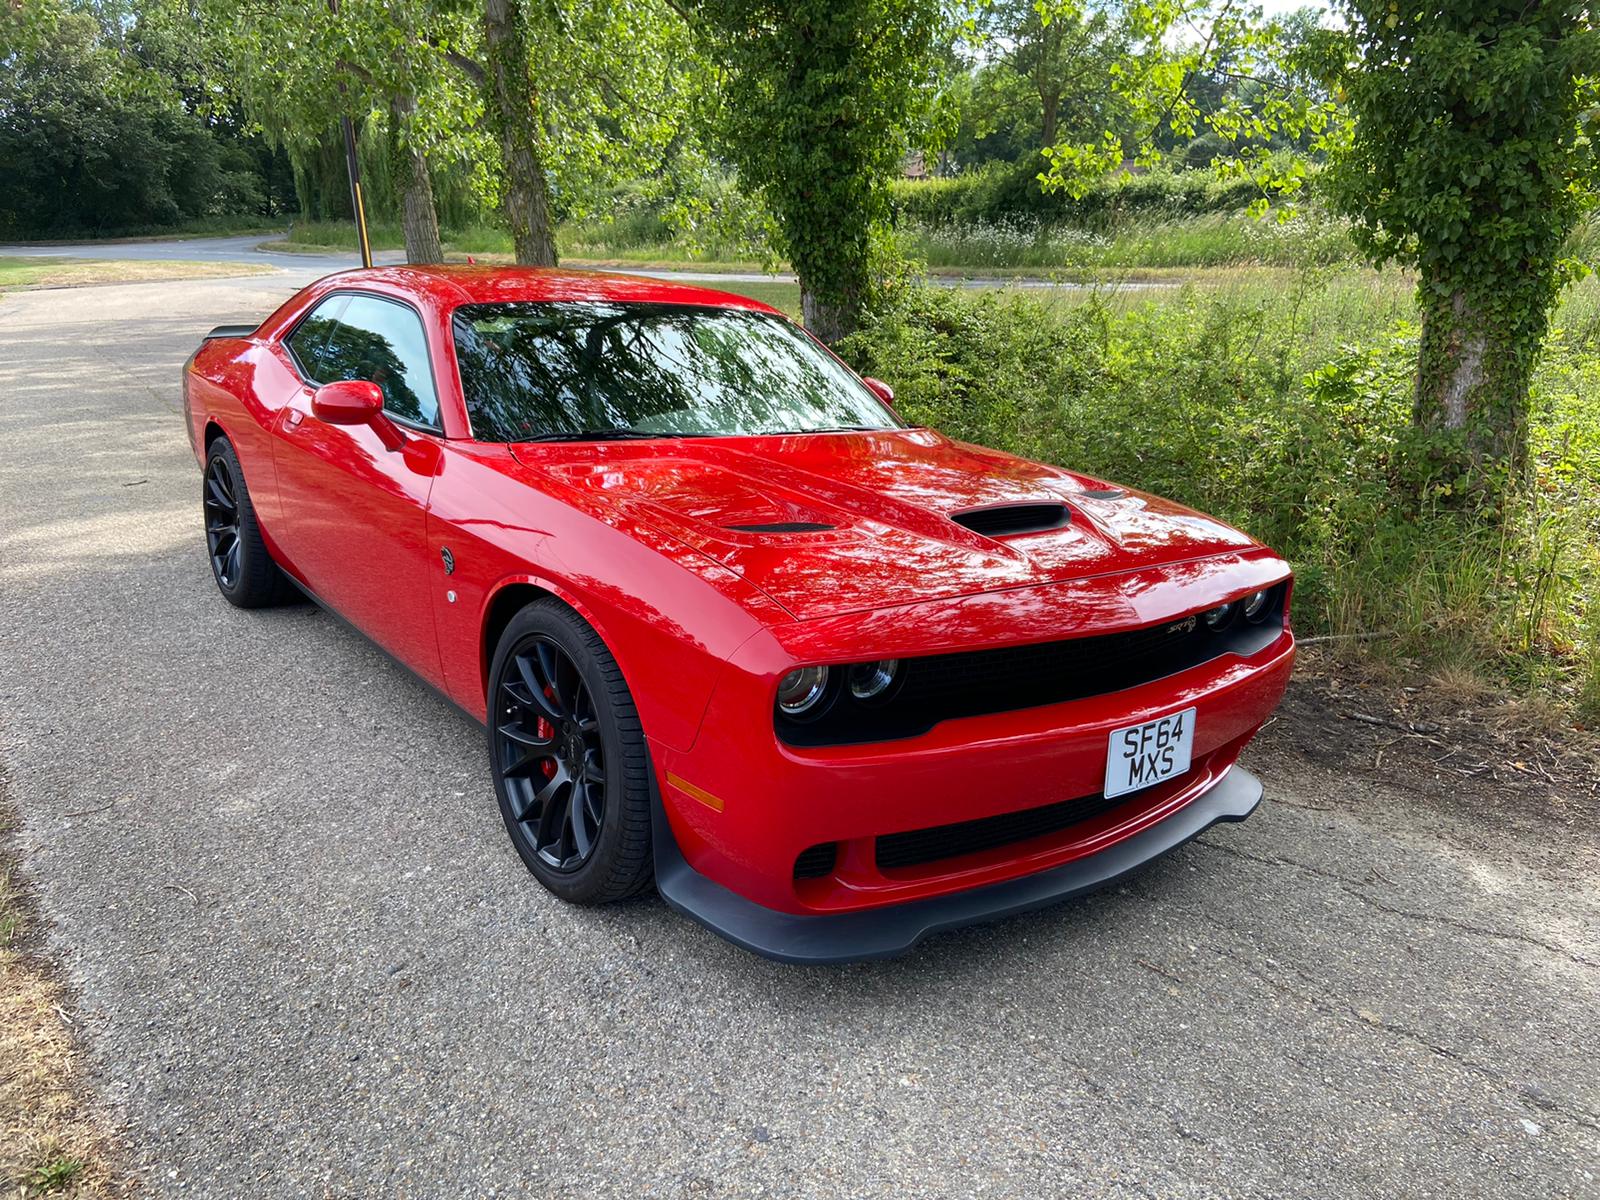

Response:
(848, 659), (900, 701)
(1203, 603), (1235, 630)
(777, 665), (830, 715)
(1243, 590), (1270, 622)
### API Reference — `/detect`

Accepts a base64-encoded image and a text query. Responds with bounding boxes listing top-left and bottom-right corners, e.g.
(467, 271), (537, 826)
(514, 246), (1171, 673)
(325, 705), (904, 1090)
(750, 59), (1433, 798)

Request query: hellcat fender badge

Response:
(441, 546), (456, 575)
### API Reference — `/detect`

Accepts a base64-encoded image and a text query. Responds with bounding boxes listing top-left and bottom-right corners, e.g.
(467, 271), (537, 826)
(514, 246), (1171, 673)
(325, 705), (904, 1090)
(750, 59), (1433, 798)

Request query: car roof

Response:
(312, 264), (784, 315)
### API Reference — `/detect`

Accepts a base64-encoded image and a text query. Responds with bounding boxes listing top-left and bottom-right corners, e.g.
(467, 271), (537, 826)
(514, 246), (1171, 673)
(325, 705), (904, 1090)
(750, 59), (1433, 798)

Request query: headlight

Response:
(1203, 603), (1235, 630)
(1243, 589), (1270, 622)
(847, 659), (900, 701)
(777, 665), (830, 715)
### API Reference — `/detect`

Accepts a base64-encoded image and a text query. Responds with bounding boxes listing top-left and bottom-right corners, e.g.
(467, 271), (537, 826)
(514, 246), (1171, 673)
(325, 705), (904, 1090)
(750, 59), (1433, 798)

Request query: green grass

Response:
(270, 209), (1357, 276)
(900, 211), (1360, 272)
(0, 256), (275, 290)
(681, 279), (800, 315)
(27, 1153), (85, 1193)
(0, 867), (19, 949)
(274, 217), (778, 271)
(273, 219), (513, 256)
(3, 214), (289, 243)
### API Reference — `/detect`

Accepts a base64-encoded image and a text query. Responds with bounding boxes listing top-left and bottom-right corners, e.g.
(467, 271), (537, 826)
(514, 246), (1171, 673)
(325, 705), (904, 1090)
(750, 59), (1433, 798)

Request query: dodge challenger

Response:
(184, 266), (1295, 962)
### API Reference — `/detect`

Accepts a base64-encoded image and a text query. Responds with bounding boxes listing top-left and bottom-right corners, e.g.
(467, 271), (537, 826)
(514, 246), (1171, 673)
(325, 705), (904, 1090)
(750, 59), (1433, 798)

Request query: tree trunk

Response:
(1041, 90), (1060, 148)
(390, 97), (444, 265)
(801, 280), (861, 346)
(482, 0), (557, 266)
(1414, 280), (1530, 478)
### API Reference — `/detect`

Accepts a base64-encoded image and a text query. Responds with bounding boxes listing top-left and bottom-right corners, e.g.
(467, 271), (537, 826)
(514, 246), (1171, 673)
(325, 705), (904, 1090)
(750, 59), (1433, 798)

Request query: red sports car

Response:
(184, 266), (1294, 962)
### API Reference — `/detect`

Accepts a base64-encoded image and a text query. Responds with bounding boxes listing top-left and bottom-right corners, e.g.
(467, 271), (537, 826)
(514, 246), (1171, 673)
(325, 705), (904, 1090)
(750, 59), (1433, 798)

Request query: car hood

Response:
(510, 428), (1259, 621)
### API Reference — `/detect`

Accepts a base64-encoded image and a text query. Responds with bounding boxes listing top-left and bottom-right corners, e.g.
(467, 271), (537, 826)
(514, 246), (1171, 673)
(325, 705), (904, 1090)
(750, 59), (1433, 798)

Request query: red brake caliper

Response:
(538, 690), (557, 778)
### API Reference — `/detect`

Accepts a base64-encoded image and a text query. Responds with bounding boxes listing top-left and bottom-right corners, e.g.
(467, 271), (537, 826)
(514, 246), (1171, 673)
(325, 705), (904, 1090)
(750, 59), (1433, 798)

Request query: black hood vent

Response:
(951, 503), (1069, 538)
(723, 521), (836, 533)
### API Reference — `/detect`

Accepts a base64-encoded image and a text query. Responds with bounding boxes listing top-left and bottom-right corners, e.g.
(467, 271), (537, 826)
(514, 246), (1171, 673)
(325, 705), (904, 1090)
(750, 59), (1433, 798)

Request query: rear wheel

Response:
(487, 600), (653, 904)
(203, 438), (295, 608)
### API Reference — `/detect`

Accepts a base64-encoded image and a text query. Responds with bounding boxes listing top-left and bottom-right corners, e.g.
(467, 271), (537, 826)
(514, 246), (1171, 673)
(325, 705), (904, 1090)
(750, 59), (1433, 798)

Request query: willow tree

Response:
(208, 0), (471, 263)
(688, 0), (943, 343)
(215, 0), (686, 267)
(433, 0), (689, 265)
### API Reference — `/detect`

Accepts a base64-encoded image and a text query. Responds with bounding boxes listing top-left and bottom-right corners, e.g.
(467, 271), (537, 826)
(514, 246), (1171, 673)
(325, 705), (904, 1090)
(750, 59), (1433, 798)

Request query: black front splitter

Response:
(652, 765), (1264, 965)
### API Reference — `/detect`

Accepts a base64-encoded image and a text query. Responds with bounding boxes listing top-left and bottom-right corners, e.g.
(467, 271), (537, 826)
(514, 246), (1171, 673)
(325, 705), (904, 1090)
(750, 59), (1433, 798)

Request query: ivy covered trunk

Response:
(1322, 2), (1594, 502)
(799, 264), (866, 346)
(1414, 278), (1531, 477)
(482, 0), (557, 267)
(692, 0), (939, 347)
(390, 97), (443, 265)
(800, 289), (857, 347)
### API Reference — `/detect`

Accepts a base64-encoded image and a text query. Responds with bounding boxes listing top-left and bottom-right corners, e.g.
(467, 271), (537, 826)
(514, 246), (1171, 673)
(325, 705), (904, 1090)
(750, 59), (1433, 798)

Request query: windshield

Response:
(451, 301), (901, 443)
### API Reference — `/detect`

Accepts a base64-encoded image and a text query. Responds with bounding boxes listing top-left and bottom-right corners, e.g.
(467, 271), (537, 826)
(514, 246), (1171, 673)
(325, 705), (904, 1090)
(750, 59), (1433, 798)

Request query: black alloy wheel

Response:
(496, 637), (607, 872)
(487, 600), (653, 904)
(202, 438), (296, 608)
(204, 454), (242, 589)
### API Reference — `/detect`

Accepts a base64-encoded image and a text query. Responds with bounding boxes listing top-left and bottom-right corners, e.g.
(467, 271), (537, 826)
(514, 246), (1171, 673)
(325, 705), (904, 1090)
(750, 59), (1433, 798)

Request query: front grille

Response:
(776, 584), (1286, 747)
(876, 790), (1135, 872)
(793, 842), (838, 879)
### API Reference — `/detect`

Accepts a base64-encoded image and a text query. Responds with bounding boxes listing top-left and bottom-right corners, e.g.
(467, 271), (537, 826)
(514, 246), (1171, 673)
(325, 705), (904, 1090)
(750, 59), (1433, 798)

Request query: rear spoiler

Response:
(202, 323), (258, 341)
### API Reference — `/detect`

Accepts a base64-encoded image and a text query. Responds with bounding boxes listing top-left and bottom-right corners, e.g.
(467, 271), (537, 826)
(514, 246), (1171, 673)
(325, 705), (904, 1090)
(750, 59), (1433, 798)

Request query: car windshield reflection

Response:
(452, 301), (902, 443)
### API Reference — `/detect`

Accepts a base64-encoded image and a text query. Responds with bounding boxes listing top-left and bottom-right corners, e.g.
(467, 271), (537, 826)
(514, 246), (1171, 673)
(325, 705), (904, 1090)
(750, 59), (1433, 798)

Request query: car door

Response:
(271, 291), (447, 689)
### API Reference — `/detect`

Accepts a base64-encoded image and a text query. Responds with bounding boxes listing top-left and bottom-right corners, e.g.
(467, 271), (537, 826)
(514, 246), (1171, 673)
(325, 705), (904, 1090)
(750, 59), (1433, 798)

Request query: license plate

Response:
(1104, 708), (1196, 799)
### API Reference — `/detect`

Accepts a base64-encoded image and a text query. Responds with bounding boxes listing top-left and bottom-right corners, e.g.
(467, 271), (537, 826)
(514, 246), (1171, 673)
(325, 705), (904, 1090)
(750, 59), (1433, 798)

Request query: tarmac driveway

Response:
(0, 275), (1596, 1199)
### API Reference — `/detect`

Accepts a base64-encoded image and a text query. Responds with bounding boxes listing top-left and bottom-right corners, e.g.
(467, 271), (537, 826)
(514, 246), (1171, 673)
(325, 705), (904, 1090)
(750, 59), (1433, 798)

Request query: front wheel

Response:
(487, 600), (654, 904)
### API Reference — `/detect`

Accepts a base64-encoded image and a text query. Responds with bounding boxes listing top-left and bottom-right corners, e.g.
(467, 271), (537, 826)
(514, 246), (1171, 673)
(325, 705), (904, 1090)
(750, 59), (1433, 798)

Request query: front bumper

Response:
(653, 763), (1264, 963)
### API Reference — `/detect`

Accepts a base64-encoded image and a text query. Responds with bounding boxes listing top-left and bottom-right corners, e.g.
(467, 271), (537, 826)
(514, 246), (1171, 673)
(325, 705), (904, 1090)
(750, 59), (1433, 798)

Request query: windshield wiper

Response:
(764, 424), (886, 435)
(522, 429), (713, 443)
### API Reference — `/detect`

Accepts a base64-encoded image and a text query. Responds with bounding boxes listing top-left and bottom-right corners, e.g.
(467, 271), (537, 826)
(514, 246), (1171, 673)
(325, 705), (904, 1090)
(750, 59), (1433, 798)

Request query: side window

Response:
(287, 294), (441, 430)
(285, 295), (349, 383)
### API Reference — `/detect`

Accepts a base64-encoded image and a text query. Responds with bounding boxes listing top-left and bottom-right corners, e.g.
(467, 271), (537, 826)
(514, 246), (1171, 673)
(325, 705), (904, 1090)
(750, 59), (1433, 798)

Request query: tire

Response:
(203, 437), (296, 608)
(487, 599), (654, 904)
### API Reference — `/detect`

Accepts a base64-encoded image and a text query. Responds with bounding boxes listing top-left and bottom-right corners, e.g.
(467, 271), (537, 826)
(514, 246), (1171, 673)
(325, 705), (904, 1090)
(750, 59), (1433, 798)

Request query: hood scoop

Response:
(951, 502), (1070, 538)
(723, 521), (837, 534)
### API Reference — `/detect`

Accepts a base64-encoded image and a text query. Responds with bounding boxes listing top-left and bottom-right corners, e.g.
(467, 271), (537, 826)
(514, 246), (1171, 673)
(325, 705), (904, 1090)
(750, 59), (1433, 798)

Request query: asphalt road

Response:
(0, 233), (1174, 291)
(1, 276), (1596, 1199)
(0, 233), (810, 285)
(0, 233), (383, 273)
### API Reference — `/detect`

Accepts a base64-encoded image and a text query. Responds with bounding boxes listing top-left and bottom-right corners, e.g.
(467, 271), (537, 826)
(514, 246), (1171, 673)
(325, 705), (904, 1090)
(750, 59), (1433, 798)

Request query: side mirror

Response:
(862, 376), (895, 408)
(311, 380), (404, 451)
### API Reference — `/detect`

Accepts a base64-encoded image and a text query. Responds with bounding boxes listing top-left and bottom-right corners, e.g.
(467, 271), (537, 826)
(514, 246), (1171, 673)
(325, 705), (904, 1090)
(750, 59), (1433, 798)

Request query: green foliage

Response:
(1033, 1), (1344, 209)
(27, 1153), (85, 1193)
(839, 276), (1600, 701)
(0, 1), (292, 237)
(1320, 3), (1600, 473)
(204, 0), (487, 196)
(689, 0), (943, 340)
(210, 0), (689, 255)
(899, 209), (1355, 271)
(890, 160), (1276, 228)
(960, 0), (1131, 152)
(607, 144), (779, 263)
